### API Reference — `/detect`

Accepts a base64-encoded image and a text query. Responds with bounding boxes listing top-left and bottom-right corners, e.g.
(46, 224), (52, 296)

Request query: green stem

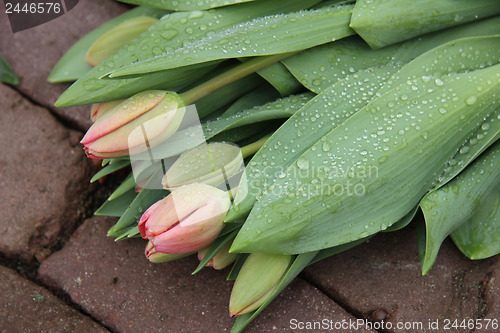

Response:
(180, 53), (295, 105)
(240, 136), (270, 159)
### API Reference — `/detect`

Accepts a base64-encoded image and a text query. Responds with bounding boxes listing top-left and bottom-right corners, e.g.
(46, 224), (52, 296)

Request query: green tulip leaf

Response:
(283, 16), (500, 93)
(195, 75), (263, 119)
(230, 252), (318, 333)
(221, 85), (281, 118)
(109, 3), (354, 77)
(118, 0), (254, 11)
(108, 174), (137, 201)
(95, 188), (138, 217)
(90, 159), (131, 183)
(107, 171), (169, 239)
(48, 6), (168, 83)
(451, 180), (500, 261)
(230, 36), (500, 254)
(203, 92), (314, 139)
(252, 61), (303, 96)
(0, 53), (19, 85)
(55, 0), (320, 107)
(229, 26), (500, 221)
(350, 0), (500, 49)
(227, 66), (397, 222)
(420, 142), (500, 274)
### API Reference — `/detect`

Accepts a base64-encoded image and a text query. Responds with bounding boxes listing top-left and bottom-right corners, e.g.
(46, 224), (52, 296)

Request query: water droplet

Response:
(466, 96), (477, 105)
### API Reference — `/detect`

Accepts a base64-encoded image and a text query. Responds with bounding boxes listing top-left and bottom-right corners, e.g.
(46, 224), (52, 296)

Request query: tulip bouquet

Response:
(50, 0), (500, 331)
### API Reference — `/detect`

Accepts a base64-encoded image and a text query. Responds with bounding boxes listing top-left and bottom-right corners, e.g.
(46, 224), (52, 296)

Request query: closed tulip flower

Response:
(198, 241), (238, 270)
(81, 90), (185, 159)
(229, 253), (292, 316)
(139, 183), (231, 254)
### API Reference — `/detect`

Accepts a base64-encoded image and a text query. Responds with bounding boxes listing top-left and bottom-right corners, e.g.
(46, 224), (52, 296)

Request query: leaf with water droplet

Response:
(118, 0), (254, 11)
(419, 141), (500, 274)
(350, 0), (500, 48)
(283, 15), (500, 93)
(109, 4), (354, 77)
(203, 92), (314, 140)
(231, 36), (500, 254)
(227, 66), (396, 222)
(55, 0), (318, 106)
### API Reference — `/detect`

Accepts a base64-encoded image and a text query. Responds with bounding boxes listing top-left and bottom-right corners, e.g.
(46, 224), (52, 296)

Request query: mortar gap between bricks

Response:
(0, 253), (114, 332)
(299, 272), (382, 333)
(6, 84), (84, 132)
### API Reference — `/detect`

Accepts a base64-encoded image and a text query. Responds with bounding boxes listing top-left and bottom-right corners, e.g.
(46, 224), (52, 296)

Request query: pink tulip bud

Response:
(90, 99), (125, 122)
(81, 90), (185, 159)
(139, 183), (231, 254)
(198, 241), (237, 270)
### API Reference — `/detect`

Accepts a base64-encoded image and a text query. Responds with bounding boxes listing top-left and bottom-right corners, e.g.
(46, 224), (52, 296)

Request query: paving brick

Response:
(0, 0), (127, 130)
(484, 259), (500, 324)
(0, 264), (107, 332)
(0, 84), (92, 263)
(39, 216), (375, 333)
(302, 226), (497, 333)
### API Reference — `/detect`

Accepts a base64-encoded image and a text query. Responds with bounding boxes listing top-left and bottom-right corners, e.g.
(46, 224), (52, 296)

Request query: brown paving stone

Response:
(0, 84), (92, 263)
(303, 226), (498, 333)
(483, 259), (500, 325)
(0, 264), (107, 332)
(38, 216), (376, 333)
(0, 0), (127, 130)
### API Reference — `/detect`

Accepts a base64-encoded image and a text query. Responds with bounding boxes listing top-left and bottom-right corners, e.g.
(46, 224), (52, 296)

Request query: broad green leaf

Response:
(203, 93), (314, 139)
(0, 53), (19, 85)
(110, 4), (354, 76)
(56, 62), (217, 107)
(451, 184), (500, 260)
(310, 237), (370, 265)
(90, 159), (130, 183)
(230, 252), (318, 333)
(382, 206), (419, 232)
(209, 121), (281, 145)
(48, 7), (168, 83)
(227, 28), (500, 219)
(95, 188), (138, 217)
(420, 142), (500, 273)
(195, 75), (262, 119)
(254, 62), (303, 96)
(227, 66), (397, 222)
(118, 0), (253, 11)
(350, 0), (500, 49)
(56, 0), (320, 106)
(283, 16), (500, 93)
(221, 86), (280, 117)
(231, 39), (500, 254)
(108, 174), (137, 201)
